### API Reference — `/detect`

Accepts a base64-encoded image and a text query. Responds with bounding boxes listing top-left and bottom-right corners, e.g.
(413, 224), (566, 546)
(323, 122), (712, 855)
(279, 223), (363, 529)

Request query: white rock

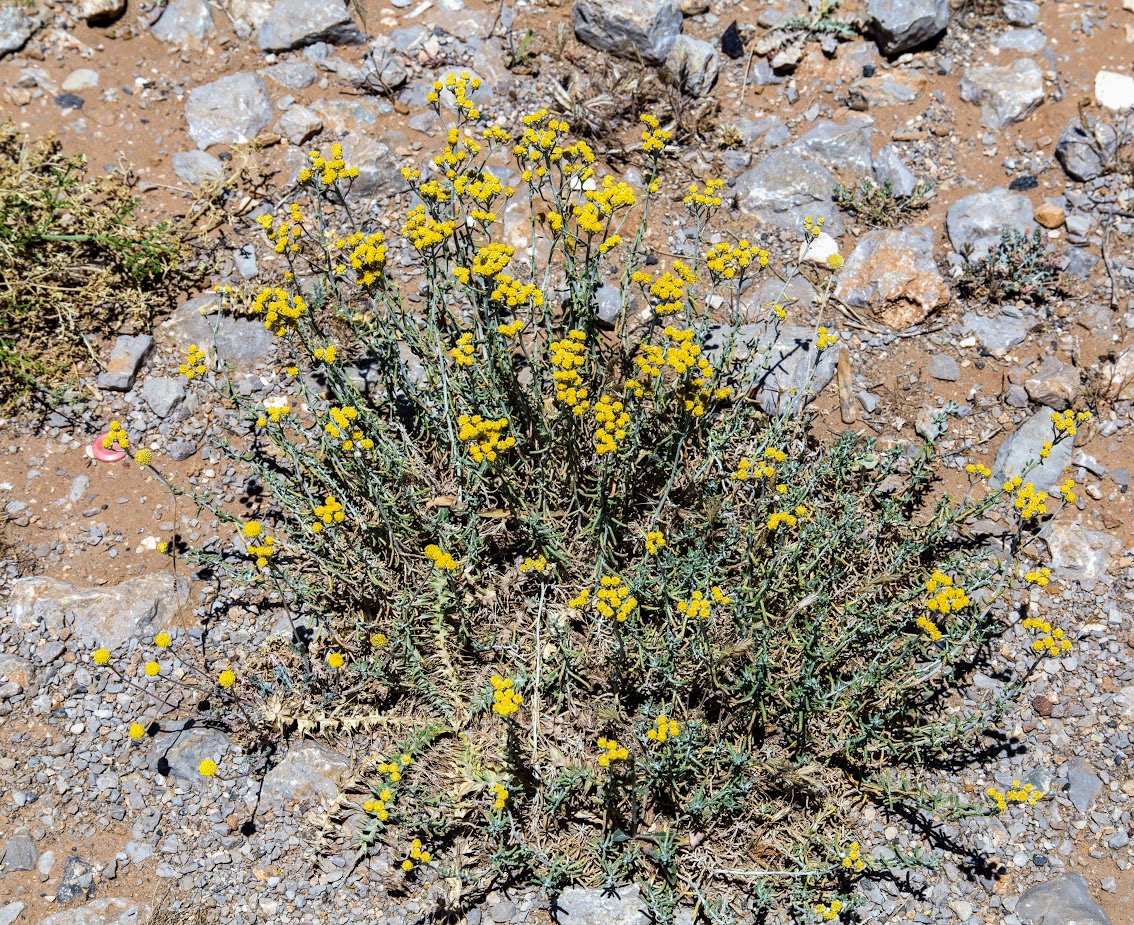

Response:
(61, 69), (99, 92)
(1095, 70), (1134, 112)
(799, 231), (840, 267)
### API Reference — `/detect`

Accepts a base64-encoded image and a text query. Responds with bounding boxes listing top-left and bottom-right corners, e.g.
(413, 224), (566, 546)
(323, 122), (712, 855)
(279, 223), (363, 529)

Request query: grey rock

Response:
(595, 285), (624, 324)
(304, 99), (408, 202)
(10, 573), (190, 650)
(158, 293), (276, 369)
(140, 377), (187, 419)
(56, 855), (95, 904)
(661, 34), (719, 98)
(916, 405), (948, 441)
(835, 227), (949, 329)
(733, 115), (791, 148)
(277, 104), (323, 145)
(0, 903), (26, 925)
(735, 149), (844, 235)
(1005, 383), (1030, 408)
(1045, 522), (1118, 588)
(793, 117), (874, 176)
(38, 850), (55, 878)
(1017, 874), (1110, 925)
(742, 273), (817, 320)
(262, 59), (320, 90)
(572, 0), (682, 65)
(947, 187), (1035, 260)
(873, 143), (918, 197)
(962, 310), (1029, 354)
(866, 0), (949, 56)
(959, 58), (1045, 130)
(995, 28), (1046, 53)
(229, 0), (274, 29)
(1003, 0), (1039, 26)
(555, 885), (649, 925)
(848, 71), (925, 108)
(258, 0), (363, 52)
(61, 69), (100, 92)
(1108, 829), (1129, 849)
(0, 681), (22, 700)
(992, 409), (1074, 489)
(79, 0), (126, 23)
(35, 897), (151, 925)
(928, 354), (960, 381)
(166, 439), (198, 461)
(151, 0), (216, 50)
(171, 150), (224, 187)
(363, 36), (408, 90)
(0, 4), (37, 58)
(2, 835), (37, 872)
(261, 744), (350, 812)
(96, 334), (153, 392)
(1064, 212), (1092, 238)
(704, 323), (838, 416)
(233, 243), (258, 279)
(154, 726), (230, 781)
(1024, 357), (1081, 410)
(1055, 117), (1115, 182)
(185, 73), (273, 149)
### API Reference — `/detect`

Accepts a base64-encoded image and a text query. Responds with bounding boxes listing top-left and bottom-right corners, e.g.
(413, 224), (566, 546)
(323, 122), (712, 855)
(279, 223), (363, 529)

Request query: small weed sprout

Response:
(833, 178), (934, 227)
(102, 76), (1093, 918)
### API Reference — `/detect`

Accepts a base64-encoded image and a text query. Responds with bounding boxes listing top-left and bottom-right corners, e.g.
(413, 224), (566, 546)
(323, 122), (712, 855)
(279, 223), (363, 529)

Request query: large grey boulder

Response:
(992, 409), (1074, 490)
(734, 150), (844, 235)
(158, 293), (276, 369)
(946, 186), (1034, 260)
(959, 57), (1045, 130)
(0, 5), (39, 59)
(572, 0), (683, 66)
(258, 0), (364, 52)
(1016, 874), (1111, 925)
(661, 34), (719, 97)
(153, 726), (230, 781)
(185, 73), (273, 149)
(873, 143), (918, 196)
(867, 0), (949, 56)
(261, 744), (350, 812)
(151, 0), (216, 50)
(1045, 522), (1117, 588)
(792, 117), (874, 176)
(9, 574), (189, 650)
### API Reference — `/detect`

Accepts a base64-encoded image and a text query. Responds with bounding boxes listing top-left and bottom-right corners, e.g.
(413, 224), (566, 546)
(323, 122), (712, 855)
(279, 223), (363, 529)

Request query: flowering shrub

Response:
(100, 77), (1090, 922)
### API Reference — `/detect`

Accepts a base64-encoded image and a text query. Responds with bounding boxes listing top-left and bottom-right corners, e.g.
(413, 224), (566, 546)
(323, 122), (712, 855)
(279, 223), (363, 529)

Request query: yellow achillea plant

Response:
(108, 76), (1096, 919)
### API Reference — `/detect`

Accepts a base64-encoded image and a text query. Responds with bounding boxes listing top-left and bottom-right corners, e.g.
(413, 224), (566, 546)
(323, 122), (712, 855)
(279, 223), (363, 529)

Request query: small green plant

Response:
(833, 177), (934, 227)
(91, 77), (1091, 920)
(0, 121), (196, 408)
(505, 28), (538, 74)
(751, 0), (856, 73)
(958, 228), (1071, 305)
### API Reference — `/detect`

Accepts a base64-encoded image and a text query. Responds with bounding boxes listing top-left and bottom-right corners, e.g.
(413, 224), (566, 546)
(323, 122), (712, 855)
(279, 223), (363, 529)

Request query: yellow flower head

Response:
(198, 759), (218, 777)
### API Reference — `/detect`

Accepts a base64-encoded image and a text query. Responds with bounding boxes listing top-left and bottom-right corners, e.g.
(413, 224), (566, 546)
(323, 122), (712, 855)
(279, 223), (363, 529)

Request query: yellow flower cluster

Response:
(1051, 409), (1091, 437)
(179, 344), (207, 380)
(490, 674), (522, 717)
(550, 330), (590, 415)
(453, 169), (509, 216)
(988, 780), (1042, 812)
(814, 900), (843, 921)
(825, 253), (844, 270)
(337, 230), (387, 287)
(424, 544), (458, 571)
(568, 588), (590, 609)
(597, 575), (637, 622)
(646, 262), (696, 316)
(378, 754), (411, 784)
(593, 395), (630, 456)
(645, 530), (666, 555)
(916, 615), (943, 641)
(129, 723), (145, 740)
(639, 113), (671, 154)
(251, 287), (308, 336)
(677, 585), (730, 620)
(362, 794), (391, 822)
(1025, 566), (1051, 586)
(313, 344), (337, 364)
(574, 177), (637, 234)
(684, 178), (723, 209)
(457, 414), (515, 463)
(325, 405), (371, 451)
(1058, 479), (1076, 504)
(597, 737), (629, 767)
(311, 495), (344, 533)
(1021, 615), (1072, 657)
(1003, 477), (1048, 519)
(803, 215), (826, 236)
(519, 554), (550, 574)
(401, 838), (432, 872)
(646, 714), (680, 743)
(635, 326), (707, 383)
(471, 242), (514, 277)
(491, 782), (509, 811)
(767, 507), (807, 530)
(218, 669), (236, 688)
(841, 841), (866, 873)
(964, 462), (992, 478)
(255, 204), (304, 255)
(450, 332), (476, 367)
(490, 273), (544, 309)
(817, 326), (838, 350)
(134, 448), (153, 467)
(402, 204), (456, 251)
(925, 572), (970, 614)
(258, 395), (291, 427)
(247, 533), (275, 569)
(427, 71), (481, 120)
(102, 419), (128, 451)
(93, 647), (111, 665)
(300, 142), (359, 186)
(704, 239), (768, 280)
(144, 660), (160, 677)
(498, 319), (523, 337)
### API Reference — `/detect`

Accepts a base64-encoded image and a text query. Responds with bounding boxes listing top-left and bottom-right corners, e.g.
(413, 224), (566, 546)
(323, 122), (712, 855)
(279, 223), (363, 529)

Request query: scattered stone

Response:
(258, 0), (364, 52)
(1095, 70), (1134, 112)
(56, 855), (95, 904)
(836, 228), (949, 329)
(55, 93), (85, 111)
(140, 377), (187, 419)
(1055, 117), (1116, 182)
(595, 284), (624, 324)
(959, 58), (1045, 130)
(0, 5), (39, 59)
(230, 0), (274, 29)
(572, 0), (683, 66)
(2, 835), (37, 872)
(61, 69), (100, 92)
(721, 20), (744, 59)
(1034, 201), (1065, 229)
(992, 409), (1073, 489)
(10, 573), (190, 649)
(277, 104), (323, 145)
(1045, 522), (1117, 587)
(233, 243), (258, 279)
(96, 334), (153, 392)
(866, 0), (949, 56)
(166, 439), (199, 461)
(151, 0), (217, 50)
(800, 231), (839, 267)
(262, 59), (320, 90)
(154, 726), (230, 781)
(185, 73), (273, 149)
(554, 885), (649, 925)
(873, 143), (918, 197)
(735, 150), (843, 234)
(171, 150), (224, 187)
(928, 354), (960, 381)
(1023, 357), (1080, 410)
(79, 0), (126, 25)
(1003, 0), (1039, 26)
(261, 744), (350, 812)
(35, 898), (152, 925)
(916, 405), (948, 440)
(848, 71), (926, 109)
(661, 34), (720, 97)
(364, 35), (408, 90)
(158, 294), (275, 369)
(0, 903), (26, 925)
(1016, 875), (1110, 925)
(946, 186), (1035, 260)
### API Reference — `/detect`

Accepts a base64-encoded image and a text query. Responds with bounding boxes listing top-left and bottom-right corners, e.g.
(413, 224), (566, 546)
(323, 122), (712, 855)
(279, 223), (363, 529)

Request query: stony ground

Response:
(3, 0), (1134, 923)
